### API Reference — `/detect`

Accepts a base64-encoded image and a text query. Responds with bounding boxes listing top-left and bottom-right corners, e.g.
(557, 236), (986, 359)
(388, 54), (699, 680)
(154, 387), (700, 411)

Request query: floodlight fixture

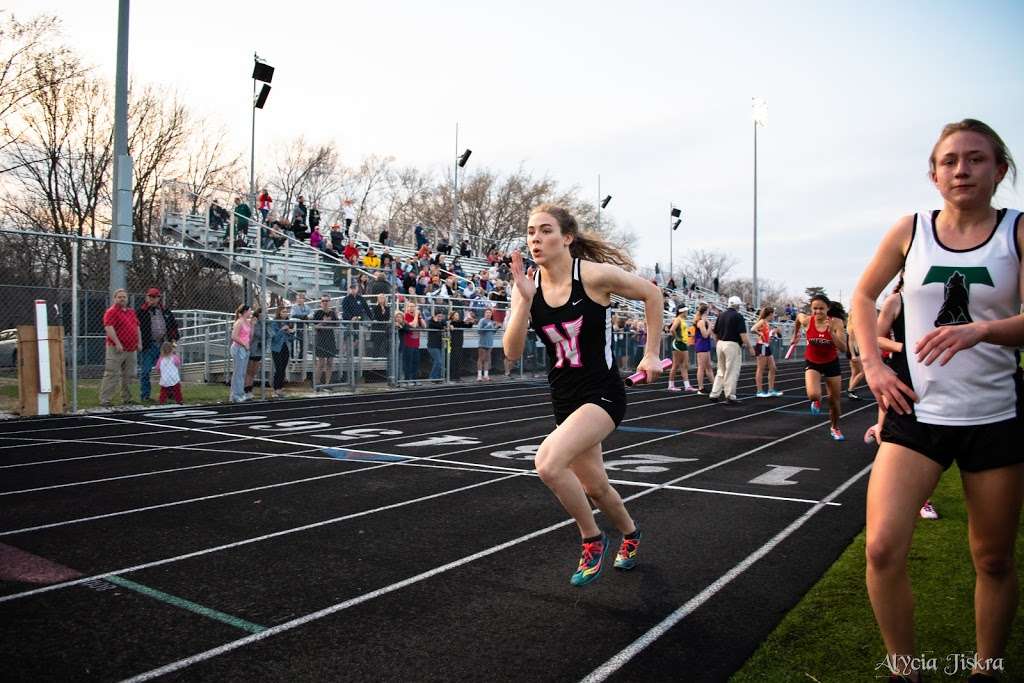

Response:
(254, 84), (271, 109)
(457, 149), (472, 168)
(670, 207), (681, 218)
(252, 58), (275, 84)
(600, 195), (612, 209)
(672, 218), (681, 231)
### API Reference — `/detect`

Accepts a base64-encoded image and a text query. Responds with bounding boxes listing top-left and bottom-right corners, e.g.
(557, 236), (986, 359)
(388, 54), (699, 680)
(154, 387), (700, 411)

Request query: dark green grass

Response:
(733, 465), (1024, 682)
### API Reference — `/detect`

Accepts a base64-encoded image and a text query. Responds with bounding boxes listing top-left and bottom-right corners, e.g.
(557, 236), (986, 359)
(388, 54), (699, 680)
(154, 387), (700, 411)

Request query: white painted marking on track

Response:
(99, 407), (871, 681)
(749, 464), (820, 486)
(579, 462), (874, 683)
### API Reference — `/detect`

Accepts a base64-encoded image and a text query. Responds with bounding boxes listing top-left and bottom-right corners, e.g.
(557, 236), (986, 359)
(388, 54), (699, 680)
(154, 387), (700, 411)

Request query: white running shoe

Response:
(919, 501), (939, 520)
(756, 391), (770, 398)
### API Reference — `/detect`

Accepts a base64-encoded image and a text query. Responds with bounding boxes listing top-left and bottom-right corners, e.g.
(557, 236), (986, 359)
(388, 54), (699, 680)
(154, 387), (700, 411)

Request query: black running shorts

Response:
(880, 411), (1024, 473)
(553, 373), (627, 427)
(805, 358), (841, 378)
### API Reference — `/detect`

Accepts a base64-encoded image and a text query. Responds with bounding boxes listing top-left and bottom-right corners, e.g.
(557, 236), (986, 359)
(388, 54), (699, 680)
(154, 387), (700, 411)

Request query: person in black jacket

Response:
(427, 311), (448, 381)
(136, 287), (179, 402)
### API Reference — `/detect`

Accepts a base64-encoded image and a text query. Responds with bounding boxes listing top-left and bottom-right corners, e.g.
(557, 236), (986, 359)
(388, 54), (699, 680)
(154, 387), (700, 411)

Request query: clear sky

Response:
(10, 0), (1024, 305)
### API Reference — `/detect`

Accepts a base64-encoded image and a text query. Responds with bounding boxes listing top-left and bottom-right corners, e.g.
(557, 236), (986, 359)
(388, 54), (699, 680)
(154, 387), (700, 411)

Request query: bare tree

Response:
(338, 154), (394, 235)
(268, 137), (337, 222)
(0, 13), (86, 157)
(681, 249), (739, 289)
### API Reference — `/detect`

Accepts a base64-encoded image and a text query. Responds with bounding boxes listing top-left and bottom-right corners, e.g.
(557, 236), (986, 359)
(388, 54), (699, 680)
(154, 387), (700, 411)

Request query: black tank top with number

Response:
(530, 258), (621, 404)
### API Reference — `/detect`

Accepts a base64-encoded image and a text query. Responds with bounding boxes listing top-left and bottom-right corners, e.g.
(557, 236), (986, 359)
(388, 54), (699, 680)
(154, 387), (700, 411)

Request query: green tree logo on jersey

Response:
(922, 266), (993, 327)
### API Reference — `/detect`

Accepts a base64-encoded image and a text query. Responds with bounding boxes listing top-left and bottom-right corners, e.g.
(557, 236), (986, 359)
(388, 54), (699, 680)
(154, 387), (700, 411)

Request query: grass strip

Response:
(733, 465), (1024, 681)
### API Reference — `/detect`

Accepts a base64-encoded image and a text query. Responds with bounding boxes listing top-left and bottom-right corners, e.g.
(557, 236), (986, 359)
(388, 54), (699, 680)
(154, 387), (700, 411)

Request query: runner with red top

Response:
(752, 306), (782, 397)
(790, 294), (849, 440)
(503, 203), (665, 586)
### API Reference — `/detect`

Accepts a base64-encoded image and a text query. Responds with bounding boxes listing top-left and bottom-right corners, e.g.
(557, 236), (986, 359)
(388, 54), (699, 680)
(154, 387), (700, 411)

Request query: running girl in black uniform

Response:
(853, 119), (1023, 682)
(504, 204), (664, 586)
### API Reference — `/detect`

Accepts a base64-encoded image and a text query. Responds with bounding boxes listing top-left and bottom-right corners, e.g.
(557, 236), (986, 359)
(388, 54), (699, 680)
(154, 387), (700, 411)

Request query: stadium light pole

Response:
(670, 205), (682, 285)
(452, 122), (472, 248)
(109, 0), (133, 294)
(250, 55), (274, 215)
(752, 97), (767, 310)
(247, 55), (273, 308)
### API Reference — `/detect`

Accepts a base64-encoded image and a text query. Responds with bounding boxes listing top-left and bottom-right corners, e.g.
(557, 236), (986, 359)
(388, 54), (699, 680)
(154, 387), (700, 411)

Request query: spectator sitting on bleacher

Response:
(434, 252), (447, 271)
(369, 270), (392, 295)
(309, 225), (324, 250)
(342, 239), (360, 264)
(209, 199), (229, 233)
(451, 256), (465, 277)
(469, 288), (491, 318)
(437, 235), (452, 255)
(329, 224), (344, 252)
(459, 239), (471, 257)
(362, 247), (381, 269)
(416, 269), (430, 295)
(416, 242), (431, 262)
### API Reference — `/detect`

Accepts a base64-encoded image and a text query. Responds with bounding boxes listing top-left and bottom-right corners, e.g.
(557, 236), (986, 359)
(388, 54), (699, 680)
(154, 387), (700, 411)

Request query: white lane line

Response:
(0, 435), (273, 469)
(579, 461), (874, 682)
(0, 472), (525, 605)
(0, 363), (801, 439)
(0, 455), (281, 497)
(607, 478), (843, 506)
(0, 457), (514, 537)
(112, 410), (867, 682)
(0, 401), (861, 606)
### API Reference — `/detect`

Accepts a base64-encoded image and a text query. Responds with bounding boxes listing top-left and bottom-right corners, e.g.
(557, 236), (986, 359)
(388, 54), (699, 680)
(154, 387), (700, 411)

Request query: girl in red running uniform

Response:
(751, 306), (781, 397)
(503, 204), (664, 587)
(790, 294), (848, 440)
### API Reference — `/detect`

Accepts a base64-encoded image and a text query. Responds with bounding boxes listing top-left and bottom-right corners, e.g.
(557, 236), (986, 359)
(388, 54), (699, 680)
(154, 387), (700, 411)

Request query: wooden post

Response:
(17, 325), (67, 416)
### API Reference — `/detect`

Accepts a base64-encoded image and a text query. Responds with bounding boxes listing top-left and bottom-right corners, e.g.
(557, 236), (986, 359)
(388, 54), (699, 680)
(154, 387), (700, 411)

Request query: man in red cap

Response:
(136, 287), (179, 402)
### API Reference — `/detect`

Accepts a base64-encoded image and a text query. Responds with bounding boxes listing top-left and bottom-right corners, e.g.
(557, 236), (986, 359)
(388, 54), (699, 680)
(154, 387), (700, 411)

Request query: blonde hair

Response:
(530, 203), (634, 270)
(159, 341), (174, 356)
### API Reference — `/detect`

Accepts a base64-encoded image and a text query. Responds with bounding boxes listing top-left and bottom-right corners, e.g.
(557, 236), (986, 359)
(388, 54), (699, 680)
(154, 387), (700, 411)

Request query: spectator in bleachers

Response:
(469, 288), (491, 319)
(363, 246), (381, 269)
(612, 316), (629, 370)
(459, 239), (471, 257)
(136, 287), (179, 403)
(416, 242), (432, 266)
(308, 204), (321, 235)
(269, 305), (294, 398)
(209, 199), (229, 234)
(488, 282), (508, 324)
(434, 253), (447, 271)
(329, 224), (345, 252)
(368, 271), (392, 296)
(257, 188), (273, 222)
(667, 276), (677, 290)
(414, 223), (428, 248)
(309, 225), (324, 251)
(437, 234), (452, 255)
(342, 239), (360, 264)
(291, 195), (308, 240)
(378, 226), (390, 245)
(476, 307), (499, 381)
(100, 288), (140, 407)
(451, 256), (465, 277)
(342, 199), (356, 235)
(234, 197), (251, 239)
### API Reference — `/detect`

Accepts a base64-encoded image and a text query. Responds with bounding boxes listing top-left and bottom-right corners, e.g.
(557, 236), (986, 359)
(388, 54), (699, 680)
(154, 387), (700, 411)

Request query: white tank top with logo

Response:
(901, 208), (1021, 425)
